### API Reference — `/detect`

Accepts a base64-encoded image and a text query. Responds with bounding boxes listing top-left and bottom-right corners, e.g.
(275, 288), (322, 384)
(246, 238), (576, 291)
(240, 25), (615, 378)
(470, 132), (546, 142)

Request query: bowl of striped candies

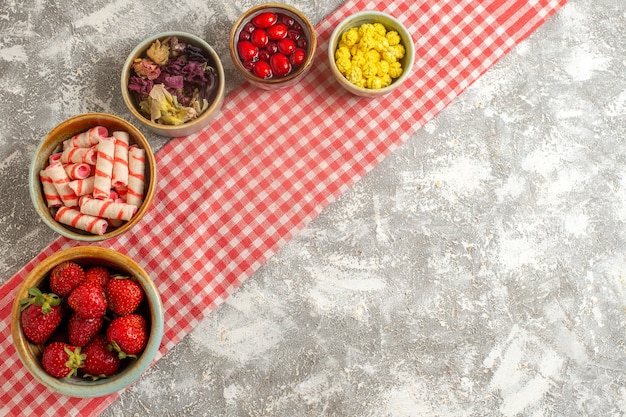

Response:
(29, 113), (156, 241)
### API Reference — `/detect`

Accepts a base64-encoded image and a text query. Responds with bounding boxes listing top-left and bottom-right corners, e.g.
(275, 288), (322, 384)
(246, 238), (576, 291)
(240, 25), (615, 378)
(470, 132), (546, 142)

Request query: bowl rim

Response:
(10, 246), (164, 398)
(29, 112), (157, 242)
(327, 10), (416, 96)
(229, 2), (318, 86)
(120, 31), (226, 133)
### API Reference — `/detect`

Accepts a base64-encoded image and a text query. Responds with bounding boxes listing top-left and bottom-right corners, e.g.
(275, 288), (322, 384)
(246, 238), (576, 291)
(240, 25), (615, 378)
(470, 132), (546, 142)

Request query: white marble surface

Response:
(1, 0), (626, 416)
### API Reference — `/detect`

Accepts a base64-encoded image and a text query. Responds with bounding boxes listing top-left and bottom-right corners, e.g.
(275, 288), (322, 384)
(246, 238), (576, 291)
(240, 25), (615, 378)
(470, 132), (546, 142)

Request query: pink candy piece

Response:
(61, 145), (97, 165)
(64, 163), (92, 180)
(63, 126), (108, 149)
(79, 196), (137, 221)
(55, 206), (108, 235)
(92, 137), (115, 199)
(68, 176), (95, 196)
(49, 152), (62, 164)
(45, 161), (78, 207)
(39, 170), (63, 207)
(126, 145), (145, 207)
(111, 131), (129, 188)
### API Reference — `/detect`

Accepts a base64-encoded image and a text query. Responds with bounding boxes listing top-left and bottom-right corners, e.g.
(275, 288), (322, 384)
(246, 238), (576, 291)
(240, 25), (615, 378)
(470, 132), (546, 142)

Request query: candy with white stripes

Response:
(39, 169), (63, 207)
(92, 137), (115, 199)
(45, 161), (79, 207)
(126, 145), (145, 207)
(111, 131), (130, 188)
(79, 196), (137, 221)
(54, 206), (108, 235)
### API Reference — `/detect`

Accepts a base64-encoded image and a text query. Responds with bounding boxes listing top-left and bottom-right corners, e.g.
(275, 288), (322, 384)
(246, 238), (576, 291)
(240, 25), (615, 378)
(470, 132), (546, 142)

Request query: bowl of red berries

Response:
(10, 246), (164, 398)
(230, 3), (317, 89)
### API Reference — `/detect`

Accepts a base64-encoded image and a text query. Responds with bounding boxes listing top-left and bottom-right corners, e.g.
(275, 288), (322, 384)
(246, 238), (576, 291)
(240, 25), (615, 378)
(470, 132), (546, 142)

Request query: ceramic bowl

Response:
(328, 11), (415, 97)
(11, 246), (164, 398)
(229, 3), (317, 90)
(121, 31), (225, 137)
(29, 113), (156, 241)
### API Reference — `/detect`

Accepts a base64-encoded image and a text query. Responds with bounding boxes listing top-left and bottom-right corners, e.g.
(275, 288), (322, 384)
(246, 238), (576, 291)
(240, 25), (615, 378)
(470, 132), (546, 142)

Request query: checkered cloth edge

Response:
(0, 0), (566, 415)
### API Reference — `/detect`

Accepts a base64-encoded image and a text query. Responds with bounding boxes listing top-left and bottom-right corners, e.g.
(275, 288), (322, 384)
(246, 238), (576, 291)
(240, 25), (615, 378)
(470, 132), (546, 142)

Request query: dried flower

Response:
(132, 58), (161, 80)
(142, 84), (198, 125)
(146, 39), (170, 65)
(181, 61), (207, 85)
(127, 76), (154, 100)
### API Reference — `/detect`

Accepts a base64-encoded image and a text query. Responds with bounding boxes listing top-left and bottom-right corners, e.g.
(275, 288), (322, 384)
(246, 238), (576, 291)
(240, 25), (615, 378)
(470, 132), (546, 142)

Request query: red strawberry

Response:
(82, 334), (120, 379)
(68, 282), (107, 319)
(104, 276), (144, 316)
(68, 312), (104, 346)
(49, 261), (85, 296)
(20, 287), (63, 344)
(41, 342), (84, 378)
(107, 314), (148, 359)
(84, 266), (111, 287)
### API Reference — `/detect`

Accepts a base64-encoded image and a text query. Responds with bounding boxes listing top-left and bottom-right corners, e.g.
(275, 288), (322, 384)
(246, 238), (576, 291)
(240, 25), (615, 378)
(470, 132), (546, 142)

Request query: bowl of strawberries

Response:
(10, 246), (164, 398)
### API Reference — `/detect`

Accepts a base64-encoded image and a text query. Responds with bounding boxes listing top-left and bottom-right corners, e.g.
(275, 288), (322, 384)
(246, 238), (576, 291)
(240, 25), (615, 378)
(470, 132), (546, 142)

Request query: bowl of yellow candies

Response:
(328, 11), (415, 97)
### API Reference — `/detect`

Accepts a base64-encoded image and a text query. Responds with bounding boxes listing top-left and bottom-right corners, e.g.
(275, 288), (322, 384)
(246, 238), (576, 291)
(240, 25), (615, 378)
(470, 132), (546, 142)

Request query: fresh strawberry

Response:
(84, 266), (111, 287)
(68, 282), (107, 319)
(68, 312), (104, 346)
(104, 276), (144, 316)
(49, 261), (85, 296)
(20, 287), (63, 344)
(41, 342), (84, 378)
(107, 314), (148, 359)
(82, 334), (120, 379)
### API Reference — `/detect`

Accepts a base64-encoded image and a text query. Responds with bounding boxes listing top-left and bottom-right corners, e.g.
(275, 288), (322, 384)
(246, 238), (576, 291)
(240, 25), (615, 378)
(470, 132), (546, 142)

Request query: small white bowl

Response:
(121, 31), (225, 137)
(328, 11), (415, 97)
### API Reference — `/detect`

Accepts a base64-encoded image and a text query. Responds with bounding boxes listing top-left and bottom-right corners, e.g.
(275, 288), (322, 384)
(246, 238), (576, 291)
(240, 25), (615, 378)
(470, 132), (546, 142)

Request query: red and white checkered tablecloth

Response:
(0, 0), (566, 415)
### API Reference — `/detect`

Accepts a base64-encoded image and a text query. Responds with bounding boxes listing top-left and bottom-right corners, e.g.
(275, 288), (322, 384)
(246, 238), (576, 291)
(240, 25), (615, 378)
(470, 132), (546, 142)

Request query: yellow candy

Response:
(335, 57), (352, 75)
(341, 28), (360, 47)
(388, 61), (403, 78)
(385, 30), (401, 46)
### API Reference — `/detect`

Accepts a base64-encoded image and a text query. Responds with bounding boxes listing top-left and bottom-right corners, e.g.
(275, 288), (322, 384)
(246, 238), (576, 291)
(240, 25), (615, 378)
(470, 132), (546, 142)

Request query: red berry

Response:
(265, 42), (278, 54)
(238, 31), (250, 41)
(258, 49), (270, 62)
(84, 266), (111, 287)
(290, 48), (307, 66)
(20, 288), (63, 344)
(68, 282), (107, 319)
(243, 60), (255, 71)
(277, 38), (296, 56)
(253, 60), (273, 79)
(237, 40), (258, 61)
(104, 276), (144, 316)
(278, 13), (295, 27)
(250, 29), (268, 48)
(82, 334), (120, 379)
(251, 12), (276, 29)
(49, 261), (85, 297)
(270, 53), (292, 77)
(287, 30), (301, 41)
(297, 37), (308, 49)
(107, 314), (148, 359)
(42, 342), (84, 378)
(267, 23), (288, 41)
(68, 312), (104, 346)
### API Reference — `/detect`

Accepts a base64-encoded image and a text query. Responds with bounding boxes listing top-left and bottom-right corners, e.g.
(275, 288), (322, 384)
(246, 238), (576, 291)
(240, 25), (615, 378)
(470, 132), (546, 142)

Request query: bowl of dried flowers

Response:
(121, 32), (225, 137)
